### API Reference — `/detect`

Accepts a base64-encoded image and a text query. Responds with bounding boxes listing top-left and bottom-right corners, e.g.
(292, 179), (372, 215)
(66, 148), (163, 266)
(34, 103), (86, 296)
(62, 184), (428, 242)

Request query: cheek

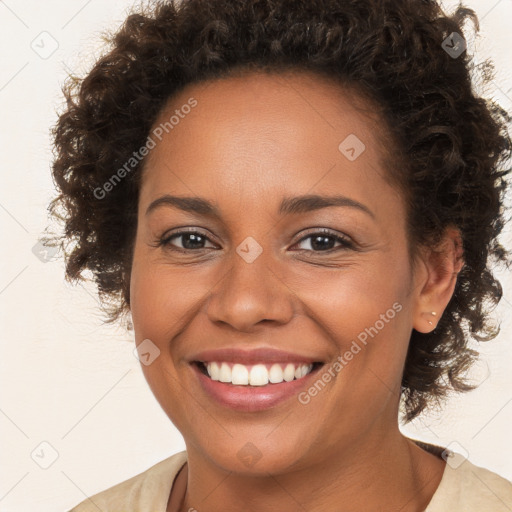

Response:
(129, 250), (198, 337)
(305, 256), (408, 337)
(303, 251), (412, 387)
(129, 250), (179, 378)
(129, 254), (194, 430)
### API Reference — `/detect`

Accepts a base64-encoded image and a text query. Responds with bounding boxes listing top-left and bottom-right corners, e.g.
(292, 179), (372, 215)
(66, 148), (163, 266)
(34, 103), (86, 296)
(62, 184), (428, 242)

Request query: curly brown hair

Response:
(48, 0), (511, 422)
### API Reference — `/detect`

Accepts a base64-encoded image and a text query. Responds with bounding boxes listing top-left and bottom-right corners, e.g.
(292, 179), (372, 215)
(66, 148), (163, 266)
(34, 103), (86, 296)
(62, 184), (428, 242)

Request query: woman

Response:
(50, 0), (512, 510)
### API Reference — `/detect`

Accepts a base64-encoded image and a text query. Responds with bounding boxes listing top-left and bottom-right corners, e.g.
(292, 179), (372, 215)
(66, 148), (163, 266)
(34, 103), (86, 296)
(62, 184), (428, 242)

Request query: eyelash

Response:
(157, 227), (355, 254)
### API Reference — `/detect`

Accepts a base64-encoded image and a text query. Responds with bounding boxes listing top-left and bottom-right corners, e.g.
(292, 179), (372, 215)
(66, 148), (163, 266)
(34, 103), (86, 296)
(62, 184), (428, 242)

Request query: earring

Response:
(428, 311), (437, 325)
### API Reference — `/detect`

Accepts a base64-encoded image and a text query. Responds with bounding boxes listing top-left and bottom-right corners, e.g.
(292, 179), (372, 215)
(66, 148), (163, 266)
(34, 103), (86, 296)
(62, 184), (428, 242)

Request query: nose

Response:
(205, 247), (296, 332)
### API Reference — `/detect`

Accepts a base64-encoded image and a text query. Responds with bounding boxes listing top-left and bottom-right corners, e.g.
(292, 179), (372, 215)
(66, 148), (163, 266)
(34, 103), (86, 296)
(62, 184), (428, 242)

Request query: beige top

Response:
(68, 444), (512, 511)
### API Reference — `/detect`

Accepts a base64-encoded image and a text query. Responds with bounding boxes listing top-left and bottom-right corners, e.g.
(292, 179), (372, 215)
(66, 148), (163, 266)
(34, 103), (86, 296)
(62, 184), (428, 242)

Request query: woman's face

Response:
(130, 70), (428, 474)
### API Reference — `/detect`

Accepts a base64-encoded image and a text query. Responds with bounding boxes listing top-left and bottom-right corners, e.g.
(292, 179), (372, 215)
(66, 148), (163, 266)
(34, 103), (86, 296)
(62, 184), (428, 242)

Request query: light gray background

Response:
(0, 1), (511, 510)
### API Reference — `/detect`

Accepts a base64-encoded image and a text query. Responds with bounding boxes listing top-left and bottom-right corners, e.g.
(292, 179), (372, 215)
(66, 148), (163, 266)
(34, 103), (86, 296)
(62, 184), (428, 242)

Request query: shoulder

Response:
(66, 451), (188, 512)
(426, 458), (512, 511)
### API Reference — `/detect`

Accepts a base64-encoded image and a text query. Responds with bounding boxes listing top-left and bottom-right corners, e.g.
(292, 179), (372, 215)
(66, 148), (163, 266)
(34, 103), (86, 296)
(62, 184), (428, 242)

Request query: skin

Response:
(129, 70), (464, 512)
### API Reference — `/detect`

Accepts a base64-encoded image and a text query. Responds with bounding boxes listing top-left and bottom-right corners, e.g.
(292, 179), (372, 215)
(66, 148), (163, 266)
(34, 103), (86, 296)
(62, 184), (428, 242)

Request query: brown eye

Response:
(292, 229), (355, 252)
(160, 230), (217, 251)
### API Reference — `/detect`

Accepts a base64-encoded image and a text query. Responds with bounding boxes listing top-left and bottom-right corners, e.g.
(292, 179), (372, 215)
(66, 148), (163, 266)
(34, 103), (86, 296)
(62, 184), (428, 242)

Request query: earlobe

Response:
(412, 226), (464, 334)
(416, 310), (438, 333)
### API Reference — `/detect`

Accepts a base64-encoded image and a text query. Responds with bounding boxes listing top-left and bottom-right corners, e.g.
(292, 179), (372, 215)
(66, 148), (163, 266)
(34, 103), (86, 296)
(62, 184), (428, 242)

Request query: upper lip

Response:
(189, 347), (324, 365)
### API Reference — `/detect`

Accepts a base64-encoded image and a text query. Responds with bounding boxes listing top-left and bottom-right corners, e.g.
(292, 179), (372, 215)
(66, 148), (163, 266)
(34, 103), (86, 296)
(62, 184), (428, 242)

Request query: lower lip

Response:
(191, 363), (323, 412)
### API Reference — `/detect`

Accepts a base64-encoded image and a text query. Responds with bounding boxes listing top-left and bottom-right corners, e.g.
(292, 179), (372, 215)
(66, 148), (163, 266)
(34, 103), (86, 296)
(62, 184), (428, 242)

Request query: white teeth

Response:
(203, 361), (314, 386)
(249, 364), (269, 386)
(219, 362), (231, 383)
(283, 363), (295, 382)
(208, 362), (220, 381)
(269, 363), (284, 383)
(232, 364), (249, 385)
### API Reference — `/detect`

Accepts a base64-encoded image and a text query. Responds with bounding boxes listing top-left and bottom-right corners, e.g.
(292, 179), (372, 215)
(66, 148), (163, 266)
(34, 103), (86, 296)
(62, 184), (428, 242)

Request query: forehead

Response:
(139, 70), (401, 218)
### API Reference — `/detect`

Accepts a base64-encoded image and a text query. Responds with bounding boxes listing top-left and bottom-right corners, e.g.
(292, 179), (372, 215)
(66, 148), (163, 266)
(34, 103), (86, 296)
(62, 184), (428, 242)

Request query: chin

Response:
(191, 434), (313, 476)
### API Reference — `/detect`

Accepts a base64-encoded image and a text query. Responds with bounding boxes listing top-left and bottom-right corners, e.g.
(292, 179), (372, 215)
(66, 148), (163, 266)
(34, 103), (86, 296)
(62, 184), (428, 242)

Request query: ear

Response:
(412, 226), (464, 334)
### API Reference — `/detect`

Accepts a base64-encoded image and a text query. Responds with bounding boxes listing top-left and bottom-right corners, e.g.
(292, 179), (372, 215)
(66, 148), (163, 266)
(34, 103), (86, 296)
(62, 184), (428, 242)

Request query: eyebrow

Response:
(145, 194), (375, 219)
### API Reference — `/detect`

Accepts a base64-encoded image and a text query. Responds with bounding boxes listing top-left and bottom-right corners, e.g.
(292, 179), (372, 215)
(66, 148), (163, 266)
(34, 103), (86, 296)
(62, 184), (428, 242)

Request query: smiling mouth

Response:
(193, 361), (324, 386)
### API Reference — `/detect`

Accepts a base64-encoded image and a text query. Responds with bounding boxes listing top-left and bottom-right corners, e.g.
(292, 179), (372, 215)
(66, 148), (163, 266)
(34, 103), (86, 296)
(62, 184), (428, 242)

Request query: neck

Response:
(176, 429), (446, 512)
